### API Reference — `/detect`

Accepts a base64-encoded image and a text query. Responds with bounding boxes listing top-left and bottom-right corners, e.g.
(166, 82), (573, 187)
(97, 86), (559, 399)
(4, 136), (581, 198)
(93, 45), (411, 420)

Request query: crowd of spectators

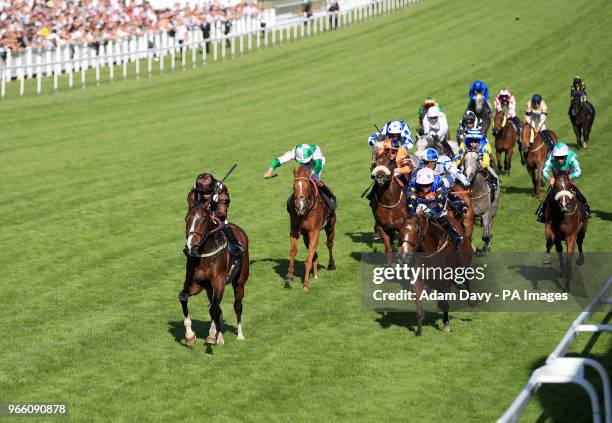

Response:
(0, 0), (264, 54)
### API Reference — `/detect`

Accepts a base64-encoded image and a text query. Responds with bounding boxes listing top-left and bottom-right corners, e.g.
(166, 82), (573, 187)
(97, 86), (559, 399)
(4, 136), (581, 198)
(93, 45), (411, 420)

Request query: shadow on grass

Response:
(508, 264), (564, 291)
(592, 209), (612, 222)
(375, 311), (472, 335)
(528, 313), (612, 423)
(345, 231), (376, 248)
(250, 258), (302, 280)
(168, 319), (238, 349)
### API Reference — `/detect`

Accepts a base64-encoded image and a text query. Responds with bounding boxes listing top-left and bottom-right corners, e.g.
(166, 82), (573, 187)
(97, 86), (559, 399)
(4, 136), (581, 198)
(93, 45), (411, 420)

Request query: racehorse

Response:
(569, 92), (595, 149)
(462, 151), (499, 255)
(370, 152), (411, 265)
(285, 165), (336, 291)
(493, 110), (518, 176)
(520, 126), (557, 197)
(543, 174), (588, 288)
(398, 211), (473, 335)
(179, 198), (250, 346)
(471, 93), (490, 135)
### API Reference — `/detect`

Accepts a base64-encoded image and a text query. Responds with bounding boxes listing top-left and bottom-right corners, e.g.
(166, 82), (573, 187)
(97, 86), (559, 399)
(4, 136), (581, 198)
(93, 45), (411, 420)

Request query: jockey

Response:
(570, 76), (587, 99)
(537, 142), (590, 222)
(568, 76), (589, 116)
(368, 120), (414, 151)
(417, 96), (445, 126)
(454, 129), (499, 197)
(264, 143), (336, 210)
(467, 80), (492, 121)
(494, 88), (522, 142)
(406, 167), (464, 250)
(422, 106), (449, 143)
(420, 148), (469, 218)
(525, 94), (548, 132)
(456, 110), (482, 144)
(187, 173), (243, 275)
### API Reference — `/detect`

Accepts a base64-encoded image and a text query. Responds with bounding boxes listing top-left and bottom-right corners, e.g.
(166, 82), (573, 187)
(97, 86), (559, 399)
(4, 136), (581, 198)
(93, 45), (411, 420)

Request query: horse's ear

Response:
(292, 168), (297, 177)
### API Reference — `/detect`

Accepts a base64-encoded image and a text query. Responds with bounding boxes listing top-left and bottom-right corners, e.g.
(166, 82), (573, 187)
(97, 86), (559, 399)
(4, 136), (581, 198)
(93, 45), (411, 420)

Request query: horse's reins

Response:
(187, 208), (227, 257)
(375, 176), (405, 209)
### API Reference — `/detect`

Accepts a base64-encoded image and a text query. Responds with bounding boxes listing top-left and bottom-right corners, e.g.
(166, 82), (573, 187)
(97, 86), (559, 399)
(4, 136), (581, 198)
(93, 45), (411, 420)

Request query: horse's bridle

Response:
(186, 206), (222, 251)
(294, 176), (317, 216)
(554, 178), (578, 216)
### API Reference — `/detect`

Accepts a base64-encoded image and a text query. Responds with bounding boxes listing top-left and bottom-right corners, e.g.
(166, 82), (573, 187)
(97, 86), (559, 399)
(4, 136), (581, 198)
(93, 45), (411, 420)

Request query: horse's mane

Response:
(294, 164), (311, 178)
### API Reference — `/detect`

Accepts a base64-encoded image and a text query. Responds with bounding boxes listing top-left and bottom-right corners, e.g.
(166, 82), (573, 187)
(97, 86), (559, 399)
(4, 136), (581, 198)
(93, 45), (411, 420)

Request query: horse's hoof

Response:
(442, 324), (451, 333)
(327, 264), (336, 271)
(303, 286), (309, 293)
(543, 253), (552, 265)
(205, 336), (216, 345)
(576, 254), (585, 266)
(284, 275), (293, 288)
(216, 335), (225, 346)
(182, 335), (197, 346)
(583, 143), (588, 149)
(314, 275), (318, 280)
(237, 334), (245, 341)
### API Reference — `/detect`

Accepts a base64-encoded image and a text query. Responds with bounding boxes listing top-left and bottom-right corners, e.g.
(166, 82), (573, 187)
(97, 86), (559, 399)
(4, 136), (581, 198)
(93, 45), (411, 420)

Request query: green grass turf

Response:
(1, 0), (611, 421)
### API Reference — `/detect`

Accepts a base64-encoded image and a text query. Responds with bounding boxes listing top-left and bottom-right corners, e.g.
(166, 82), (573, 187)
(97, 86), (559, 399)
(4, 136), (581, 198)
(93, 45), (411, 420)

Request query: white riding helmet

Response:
(552, 143), (569, 157)
(426, 106), (442, 119)
(387, 120), (403, 135)
(416, 167), (435, 185)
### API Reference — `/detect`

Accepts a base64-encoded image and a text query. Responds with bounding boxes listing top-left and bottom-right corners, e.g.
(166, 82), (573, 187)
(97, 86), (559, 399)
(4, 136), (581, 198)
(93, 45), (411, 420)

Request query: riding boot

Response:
(222, 225), (243, 282)
(511, 116), (522, 143)
(536, 191), (550, 223)
(574, 188), (591, 219)
(438, 214), (463, 251)
(317, 181), (337, 211)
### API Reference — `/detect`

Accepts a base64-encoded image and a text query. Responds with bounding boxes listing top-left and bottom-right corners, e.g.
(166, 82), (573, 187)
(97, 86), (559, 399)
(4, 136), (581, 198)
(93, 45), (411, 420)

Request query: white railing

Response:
(498, 275), (612, 423)
(0, 0), (422, 98)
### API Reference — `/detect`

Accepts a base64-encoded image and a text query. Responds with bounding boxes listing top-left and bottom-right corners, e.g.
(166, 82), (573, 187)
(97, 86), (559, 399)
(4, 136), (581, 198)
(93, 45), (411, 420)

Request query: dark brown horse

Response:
(493, 110), (518, 176)
(543, 174), (588, 287)
(370, 153), (410, 265)
(520, 126), (557, 197)
(569, 92), (595, 149)
(286, 165), (336, 291)
(179, 199), (249, 346)
(398, 211), (473, 336)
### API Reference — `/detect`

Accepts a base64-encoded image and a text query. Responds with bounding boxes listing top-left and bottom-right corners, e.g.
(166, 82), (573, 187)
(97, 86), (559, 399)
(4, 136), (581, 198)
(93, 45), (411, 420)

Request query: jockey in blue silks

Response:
(467, 80), (493, 126)
(406, 167), (464, 250)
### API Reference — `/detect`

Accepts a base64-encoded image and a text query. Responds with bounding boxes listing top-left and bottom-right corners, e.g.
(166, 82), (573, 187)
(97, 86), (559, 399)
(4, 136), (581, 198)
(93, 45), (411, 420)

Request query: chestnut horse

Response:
(285, 165), (336, 291)
(520, 126), (557, 197)
(399, 211), (473, 335)
(543, 174), (588, 288)
(493, 110), (518, 176)
(370, 153), (410, 265)
(179, 200), (249, 346)
(569, 92), (595, 149)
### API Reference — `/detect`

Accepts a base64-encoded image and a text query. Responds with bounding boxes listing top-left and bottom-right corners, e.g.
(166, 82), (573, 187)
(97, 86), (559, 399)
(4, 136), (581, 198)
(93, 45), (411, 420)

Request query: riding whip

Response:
(361, 180), (375, 198)
(220, 163), (238, 183)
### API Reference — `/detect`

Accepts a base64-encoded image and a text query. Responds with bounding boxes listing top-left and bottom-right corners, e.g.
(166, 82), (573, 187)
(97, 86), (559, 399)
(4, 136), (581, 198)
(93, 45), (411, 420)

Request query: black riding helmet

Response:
(195, 173), (216, 195)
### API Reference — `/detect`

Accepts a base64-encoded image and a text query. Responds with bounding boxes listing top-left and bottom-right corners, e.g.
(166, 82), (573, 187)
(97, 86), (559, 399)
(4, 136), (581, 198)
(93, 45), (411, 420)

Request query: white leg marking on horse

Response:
(208, 320), (217, 337)
(237, 322), (245, 340)
(184, 315), (195, 339)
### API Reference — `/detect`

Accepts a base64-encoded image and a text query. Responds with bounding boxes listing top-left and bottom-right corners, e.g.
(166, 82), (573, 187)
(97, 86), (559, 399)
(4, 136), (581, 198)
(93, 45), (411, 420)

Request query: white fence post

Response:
(36, 55), (42, 95)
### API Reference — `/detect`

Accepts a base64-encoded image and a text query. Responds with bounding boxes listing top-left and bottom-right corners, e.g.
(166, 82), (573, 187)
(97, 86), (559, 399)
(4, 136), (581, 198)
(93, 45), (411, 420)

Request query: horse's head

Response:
(371, 151), (394, 186)
(399, 213), (426, 265)
(553, 174), (576, 214)
(493, 110), (505, 134)
(474, 93), (484, 113)
(520, 124), (533, 151)
(184, 196), (218, 257)
(293, 165), (315, 216)
(463, 151), (480, 181)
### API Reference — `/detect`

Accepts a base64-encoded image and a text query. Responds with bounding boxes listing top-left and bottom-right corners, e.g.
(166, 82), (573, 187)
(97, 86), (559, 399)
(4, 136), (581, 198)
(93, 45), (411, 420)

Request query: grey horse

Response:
(462, 151), (500, 255)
